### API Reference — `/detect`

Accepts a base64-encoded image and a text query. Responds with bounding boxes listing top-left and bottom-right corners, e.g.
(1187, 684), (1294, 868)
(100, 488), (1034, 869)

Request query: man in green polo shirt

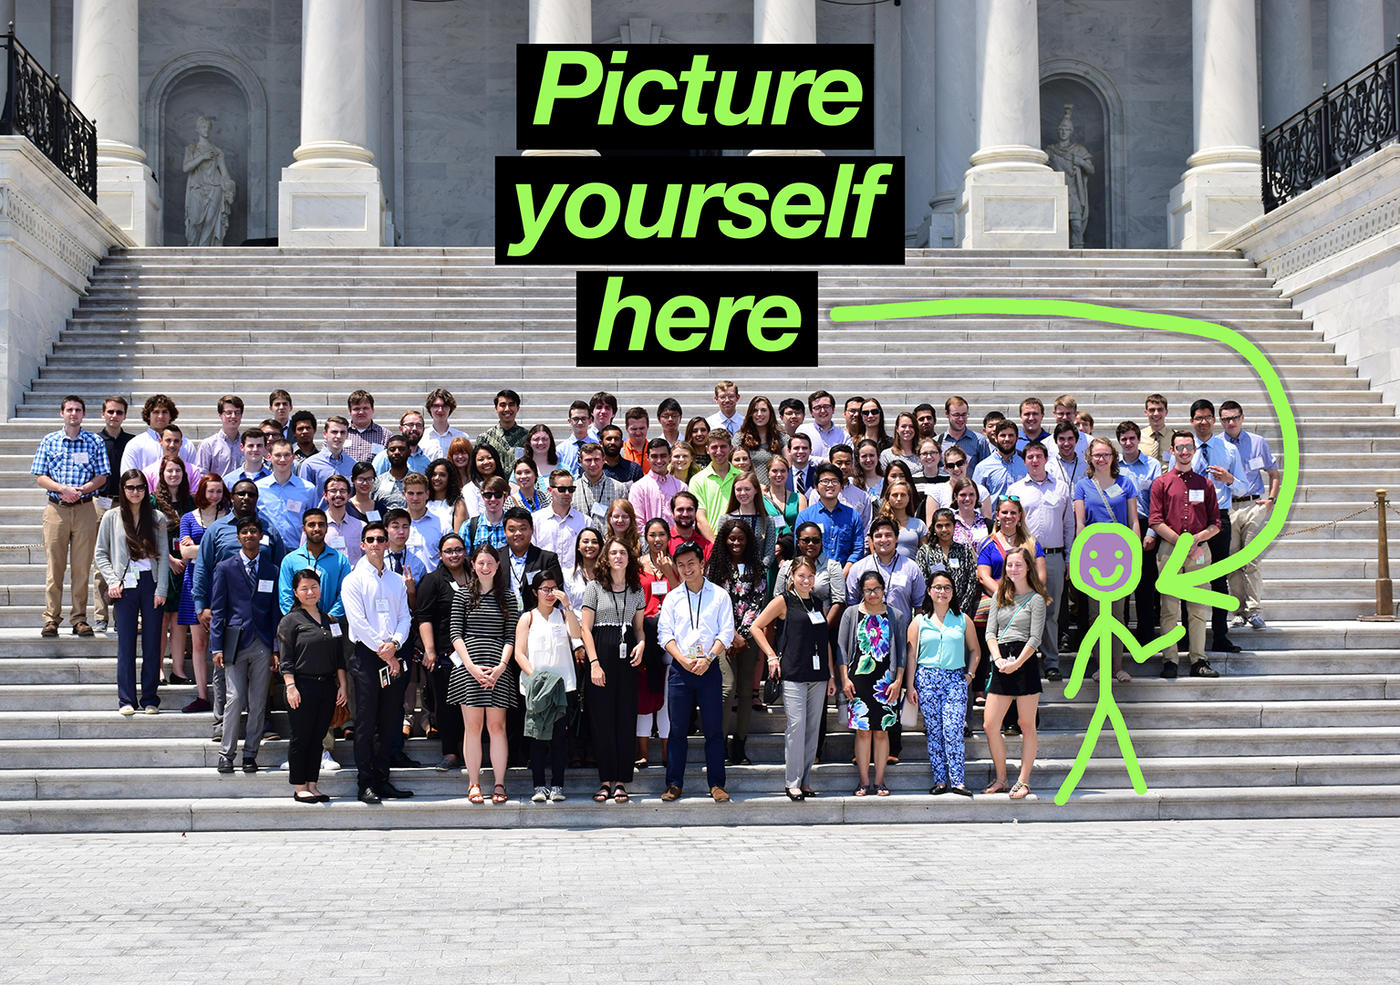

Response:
(689, 429), (741, 534)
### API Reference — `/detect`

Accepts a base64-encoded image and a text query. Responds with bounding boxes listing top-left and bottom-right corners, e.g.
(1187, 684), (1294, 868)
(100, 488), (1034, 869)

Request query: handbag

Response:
(329, 701), (351, 730)
(973, 593), (992, 627)
(899, 693), (921, 729)
(762, 672), (782, 705)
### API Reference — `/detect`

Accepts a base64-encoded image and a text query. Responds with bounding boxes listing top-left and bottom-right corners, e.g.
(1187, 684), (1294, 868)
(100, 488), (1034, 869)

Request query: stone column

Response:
(71, 0), (160, 244)
(931, 0), (976, 246)
(523, 0), (597, 157)
(900, 0), (933, 244)
(1327, 0), (1385, 84)
(750, 0), (821, 157)
(957, 0), (1067, 248)
(1167, 0), (1262, 249)
(277, 0), (386, 247)
(1262, 0), (1315, 129)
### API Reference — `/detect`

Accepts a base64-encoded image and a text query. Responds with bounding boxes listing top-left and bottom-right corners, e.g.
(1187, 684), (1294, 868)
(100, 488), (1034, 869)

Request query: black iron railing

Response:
(0, 30), (97, 201)
(1262, 37), (1400, 212)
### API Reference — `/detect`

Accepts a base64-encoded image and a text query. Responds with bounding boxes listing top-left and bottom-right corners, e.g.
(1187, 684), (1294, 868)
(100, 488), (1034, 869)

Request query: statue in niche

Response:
(1045, 104), (1094, 249)
(182, 116), (236, 246)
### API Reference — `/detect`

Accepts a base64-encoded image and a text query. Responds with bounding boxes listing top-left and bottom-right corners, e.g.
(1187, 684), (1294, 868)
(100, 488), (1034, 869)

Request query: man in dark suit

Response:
(784, 433), (817, 494)
(497, 506), (567, 765)
(497, 507), (564, 612)
(210, 517), (282, 774)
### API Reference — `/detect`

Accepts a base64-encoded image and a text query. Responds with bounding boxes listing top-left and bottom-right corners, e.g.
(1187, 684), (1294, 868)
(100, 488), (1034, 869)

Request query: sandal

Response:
(853, 785), (869, 797)
(1115, 669), (1132, 683)
(491, 784), (508, 804)
(1009, 781), (1030, 799)
(41, 622), (58, 638)
(593, 784), (612, 803)
(72, 621), (94, 638)
(876, 784), (890, 796)
(467, 783), (484, 805)
(613, 785), (629, 804)
(983, 779), (1009, 795)
(800, 788), (818, 798)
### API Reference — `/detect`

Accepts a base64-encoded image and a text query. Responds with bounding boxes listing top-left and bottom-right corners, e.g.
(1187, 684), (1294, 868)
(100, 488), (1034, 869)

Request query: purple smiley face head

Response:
(1071, 523), (1141, 602)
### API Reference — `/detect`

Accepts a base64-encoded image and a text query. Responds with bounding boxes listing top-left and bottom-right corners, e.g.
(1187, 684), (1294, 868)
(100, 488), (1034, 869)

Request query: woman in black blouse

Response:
(414, 531), (470, 773)
(277, 568), (349, 803)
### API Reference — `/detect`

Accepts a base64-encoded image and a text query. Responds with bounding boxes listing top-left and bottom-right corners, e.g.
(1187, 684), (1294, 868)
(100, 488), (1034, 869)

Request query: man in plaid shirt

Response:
(30, 395), (110, 638)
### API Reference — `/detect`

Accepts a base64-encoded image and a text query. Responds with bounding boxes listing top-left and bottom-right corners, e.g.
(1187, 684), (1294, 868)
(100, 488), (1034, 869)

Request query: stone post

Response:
(931, 0), (976, 246)
(750, 0), (821, 157)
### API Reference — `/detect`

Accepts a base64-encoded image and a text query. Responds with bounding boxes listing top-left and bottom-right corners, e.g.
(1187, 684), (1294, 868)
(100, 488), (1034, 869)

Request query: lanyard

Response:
(685, 584), (704, 631)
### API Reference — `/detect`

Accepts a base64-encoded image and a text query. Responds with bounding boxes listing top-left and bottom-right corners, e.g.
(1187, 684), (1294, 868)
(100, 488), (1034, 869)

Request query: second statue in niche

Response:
(183, 115), (237, 247)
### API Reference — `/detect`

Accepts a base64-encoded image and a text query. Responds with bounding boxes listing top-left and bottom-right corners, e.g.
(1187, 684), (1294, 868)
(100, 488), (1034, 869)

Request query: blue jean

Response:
(915, 666), (968, 787)
(665, 661), (725, 791)
(115, 570), (162, 709)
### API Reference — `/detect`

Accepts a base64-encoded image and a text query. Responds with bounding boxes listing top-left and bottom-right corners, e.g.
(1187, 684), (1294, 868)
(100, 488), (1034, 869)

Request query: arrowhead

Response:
(1155, 533), (1237, 610)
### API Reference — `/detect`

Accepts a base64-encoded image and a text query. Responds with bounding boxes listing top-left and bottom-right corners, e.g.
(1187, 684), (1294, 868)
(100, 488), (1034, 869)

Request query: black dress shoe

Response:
(242, 758), (258, 774)
(1190, 660), (1221, 678)
(1159, 662), (1179, 679)
(1209, 638), (1243, 653)
(380, 782), (414, 799)
(1045, 668), (1063, 682)
(390, 754), (421, 768)
(216, 755), (235, 774)
(358, 788), (382, 804)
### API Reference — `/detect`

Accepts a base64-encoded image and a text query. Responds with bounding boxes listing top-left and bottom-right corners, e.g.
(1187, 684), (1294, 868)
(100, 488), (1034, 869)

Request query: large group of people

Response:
(32, 381), (1281, 802)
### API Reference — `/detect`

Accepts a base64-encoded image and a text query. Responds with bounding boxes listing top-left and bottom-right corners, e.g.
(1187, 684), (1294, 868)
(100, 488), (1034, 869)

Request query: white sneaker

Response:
(532, 786), (549, 803)
(1249, 615), (1267, 630)
(279, 760), (290, 771)
(550, 786), (566, 802)
(143, 706), (159, 715)
(321, 751), (340, 771)
(118, 704), (135, 716)
(1230, 615), (1248, 628)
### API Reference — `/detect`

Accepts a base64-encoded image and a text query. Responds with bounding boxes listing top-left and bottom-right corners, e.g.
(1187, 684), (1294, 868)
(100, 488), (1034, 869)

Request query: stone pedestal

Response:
(277, 0), (385, 246)
(958, 0), (1067, 248)
(0, 137), (129, 414)
(1168, 0), (1262, 249)
(71, 0), (160, 245)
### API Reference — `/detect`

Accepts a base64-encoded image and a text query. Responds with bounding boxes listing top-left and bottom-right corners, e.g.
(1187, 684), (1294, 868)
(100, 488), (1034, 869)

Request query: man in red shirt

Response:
(1148, 430), (1222, 679)
(667, 491), (712, 560)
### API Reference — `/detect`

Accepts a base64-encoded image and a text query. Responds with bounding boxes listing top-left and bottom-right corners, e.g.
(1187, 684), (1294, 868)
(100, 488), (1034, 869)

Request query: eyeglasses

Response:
(441, 547), (465, 555)
(861, 586), (884, 595)
(363, 536), (387, 544)
(1090, 452), (1113, 460)
(1220, 414), (1243, 424)
(797, 536), (822, 544)
(930, 584), (953, 592)
(816, 477), (840, 486)
(997, 494), (1021, 503)
(553, 485), (575, 493)
(946, 461), (966, 469)
(123, 483), (146, 492)
(860, 409), (881, 417)
(481, 491), (503, 499)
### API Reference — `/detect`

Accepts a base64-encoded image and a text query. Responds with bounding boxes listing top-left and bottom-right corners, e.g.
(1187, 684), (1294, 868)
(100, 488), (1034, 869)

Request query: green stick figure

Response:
(1055, 523), (1185, 805)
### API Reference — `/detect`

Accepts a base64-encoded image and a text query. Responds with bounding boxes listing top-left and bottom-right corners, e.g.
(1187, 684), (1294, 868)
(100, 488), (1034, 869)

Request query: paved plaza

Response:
(0, 818), (1395, 984)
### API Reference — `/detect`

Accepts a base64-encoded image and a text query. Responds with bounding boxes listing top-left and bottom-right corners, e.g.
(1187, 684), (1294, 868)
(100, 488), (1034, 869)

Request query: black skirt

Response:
(986, 641), (1042, 697)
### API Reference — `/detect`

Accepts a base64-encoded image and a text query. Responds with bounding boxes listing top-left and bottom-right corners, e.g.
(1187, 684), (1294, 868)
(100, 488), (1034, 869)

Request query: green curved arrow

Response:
(829, 298), (1299, 604)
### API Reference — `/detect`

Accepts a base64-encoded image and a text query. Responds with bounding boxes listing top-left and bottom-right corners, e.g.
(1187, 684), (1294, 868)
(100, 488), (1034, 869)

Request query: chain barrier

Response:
(1277, 503), (1377, 539)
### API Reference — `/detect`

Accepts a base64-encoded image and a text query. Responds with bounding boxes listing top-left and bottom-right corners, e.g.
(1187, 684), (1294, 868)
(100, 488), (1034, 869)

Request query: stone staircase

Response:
(0, 245), (1396, 831)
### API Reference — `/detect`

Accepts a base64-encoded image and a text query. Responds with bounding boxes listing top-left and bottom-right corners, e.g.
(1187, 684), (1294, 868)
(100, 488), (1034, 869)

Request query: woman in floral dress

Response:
(837, 571), (908, 796)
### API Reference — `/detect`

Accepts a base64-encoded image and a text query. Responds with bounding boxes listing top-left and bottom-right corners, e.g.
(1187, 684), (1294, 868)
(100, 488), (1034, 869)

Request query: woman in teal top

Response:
(762, 453), (805, 535)
(905, 570), (981, 796)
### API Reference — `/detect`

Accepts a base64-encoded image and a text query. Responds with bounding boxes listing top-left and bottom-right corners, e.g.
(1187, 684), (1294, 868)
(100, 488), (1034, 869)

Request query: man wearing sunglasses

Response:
(532, 469), (590, 573)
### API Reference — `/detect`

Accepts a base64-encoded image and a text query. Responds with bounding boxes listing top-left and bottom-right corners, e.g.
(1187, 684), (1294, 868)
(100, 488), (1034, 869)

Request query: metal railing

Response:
(0, 28), (97, 201)
(1261, 36), (1400, 212)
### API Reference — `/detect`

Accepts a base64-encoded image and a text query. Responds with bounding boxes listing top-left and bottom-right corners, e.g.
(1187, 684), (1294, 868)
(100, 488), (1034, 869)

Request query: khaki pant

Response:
(42, 500), (97, 627)
(1157, 541), (1211, 665)
(1229, 500), (1269, 619)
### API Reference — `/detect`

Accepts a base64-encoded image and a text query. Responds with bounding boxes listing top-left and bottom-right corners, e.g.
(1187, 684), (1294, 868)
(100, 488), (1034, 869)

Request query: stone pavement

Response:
(0, 818), (1395, 985)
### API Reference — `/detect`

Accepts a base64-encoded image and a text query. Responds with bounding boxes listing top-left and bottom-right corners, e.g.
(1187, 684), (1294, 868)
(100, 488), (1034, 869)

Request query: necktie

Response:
(1201, 443), (1210, 466)
(388, 552), (403, 574)
(245, 557), (256, 584)
(794, 470), (805, 495)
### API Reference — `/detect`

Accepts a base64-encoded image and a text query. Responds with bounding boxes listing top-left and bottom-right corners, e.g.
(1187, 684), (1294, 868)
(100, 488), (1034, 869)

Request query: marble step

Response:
(3, 754), (1397, 803)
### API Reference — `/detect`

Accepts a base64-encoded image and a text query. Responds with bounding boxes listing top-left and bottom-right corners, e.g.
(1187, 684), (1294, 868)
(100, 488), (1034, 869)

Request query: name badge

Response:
(70, 452), (89, 465)
(327, 533), (345, 549)
(513, 447), (525, 460)
(1188, 489), (1205, 504)
(513, 589), (524, 609)
(285, 500), (303, 514)
(591, 501), (608, 517)
(806, 609), (825, 625)
(256, 579), (273, 593)
(737, 563), (747, 576)
(652, 582), (669, 596)
(1249, 456), (1264, 470)
(95, 496), (113, 510)
(813, 650), (822, 672)
(375, 598), (390, 613)
(367, 510), (381, 522)
(1106, 483), (1122, 497)
(123, 570), (139, 589)
(949, 557), (961, 568)
(330, 624), (342, 637)
(891, 573), (908, 590)
(260, 535), (270, 546)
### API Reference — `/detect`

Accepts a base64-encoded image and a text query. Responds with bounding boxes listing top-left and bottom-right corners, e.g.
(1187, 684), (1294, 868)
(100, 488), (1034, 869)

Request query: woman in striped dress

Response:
(447, 543), (520, 805)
